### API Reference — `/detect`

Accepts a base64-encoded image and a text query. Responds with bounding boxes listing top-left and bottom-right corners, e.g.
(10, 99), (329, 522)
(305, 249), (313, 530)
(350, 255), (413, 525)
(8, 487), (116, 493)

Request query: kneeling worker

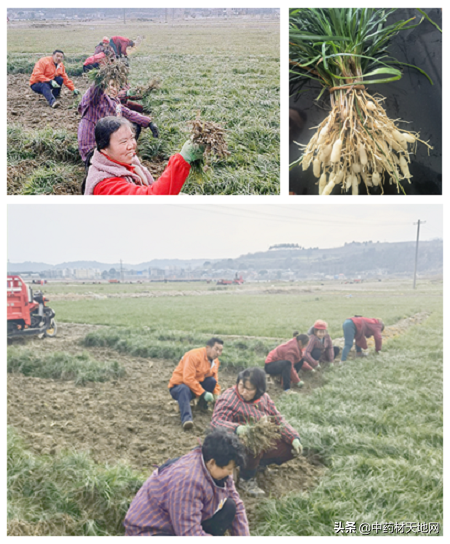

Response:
(124, 429), (250, 536)
(29, 50), (79, 108)
(168, 338), (223, 430)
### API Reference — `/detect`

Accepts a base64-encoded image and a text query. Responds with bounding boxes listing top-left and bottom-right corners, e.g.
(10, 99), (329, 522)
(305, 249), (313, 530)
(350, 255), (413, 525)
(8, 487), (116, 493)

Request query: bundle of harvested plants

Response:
(133, 78), (161, 98)
(187, 117), (231, 160)
(289, 8), (435, 194)
(238, 415), (281, 456)
(87, 61), (129, 90)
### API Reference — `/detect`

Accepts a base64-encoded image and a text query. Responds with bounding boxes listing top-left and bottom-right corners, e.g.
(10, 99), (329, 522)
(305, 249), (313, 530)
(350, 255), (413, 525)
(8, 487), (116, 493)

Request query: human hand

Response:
(236, 425), (249, 436)
(73, 89), (80, 96)
(296, 381), (304, 388)
(51, 80), (61, 88)
(203, 392), (214, 403)
(292, 438), (303, 455)
(180, 140), (205, 164)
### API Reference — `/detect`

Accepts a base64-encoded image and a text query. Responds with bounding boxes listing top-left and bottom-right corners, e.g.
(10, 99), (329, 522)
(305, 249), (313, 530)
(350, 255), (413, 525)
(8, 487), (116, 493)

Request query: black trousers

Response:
(265, 360), (293, 390)
(154, 498), (236, 536)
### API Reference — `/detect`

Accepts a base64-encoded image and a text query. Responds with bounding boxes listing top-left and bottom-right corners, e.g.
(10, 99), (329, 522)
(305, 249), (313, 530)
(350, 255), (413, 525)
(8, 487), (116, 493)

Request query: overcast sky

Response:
(7, 203), (442, 265)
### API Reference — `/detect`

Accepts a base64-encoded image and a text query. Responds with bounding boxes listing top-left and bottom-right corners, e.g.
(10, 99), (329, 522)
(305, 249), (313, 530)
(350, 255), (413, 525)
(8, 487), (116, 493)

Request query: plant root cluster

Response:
(89, 62), (129, 89)
(239, 415), (281, 456)
(300, 89), (432, 195)
(134, 78), (161, 98)
(187, 118), (231, 159)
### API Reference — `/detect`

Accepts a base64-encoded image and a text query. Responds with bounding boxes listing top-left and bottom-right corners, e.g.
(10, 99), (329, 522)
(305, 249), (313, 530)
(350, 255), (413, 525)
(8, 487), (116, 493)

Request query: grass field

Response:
(7, 279), (442, 535)
(7, 17), (280, 195)
(48, 280), (441, 338)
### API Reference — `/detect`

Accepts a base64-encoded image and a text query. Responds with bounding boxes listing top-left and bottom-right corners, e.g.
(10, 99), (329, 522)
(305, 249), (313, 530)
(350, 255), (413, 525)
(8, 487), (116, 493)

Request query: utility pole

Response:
(120, 259), (124, 283)
(413, 220), (425, 289)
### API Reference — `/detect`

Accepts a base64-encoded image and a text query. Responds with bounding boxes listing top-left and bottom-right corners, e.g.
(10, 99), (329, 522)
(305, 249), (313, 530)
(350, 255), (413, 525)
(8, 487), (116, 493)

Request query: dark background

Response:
(289, 8), (442, 195)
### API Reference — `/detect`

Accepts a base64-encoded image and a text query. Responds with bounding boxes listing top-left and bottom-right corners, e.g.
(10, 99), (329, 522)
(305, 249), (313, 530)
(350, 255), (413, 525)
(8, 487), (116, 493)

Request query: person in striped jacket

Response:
(124, 429), (249, 536)
(302, 319), (340, 370)
(211, 367), (302, 496)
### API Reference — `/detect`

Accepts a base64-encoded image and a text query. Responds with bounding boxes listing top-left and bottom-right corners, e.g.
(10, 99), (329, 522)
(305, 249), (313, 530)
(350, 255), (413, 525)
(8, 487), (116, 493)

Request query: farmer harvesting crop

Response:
(82, 52), (111, 73)
(264, 332), (309, 393)
(110, 36), (135, 58)
(124, 429), (249, 536)
(302, 319), (340, 369)
(211, 367), (302, 496)
(77, 78), (158, 165)
(340, 316), (384, 363)
(29, 50), (80, 108)
(83, 117), (205, 195)
(168, 338), (223, 430)
(94, 36), (114, 56)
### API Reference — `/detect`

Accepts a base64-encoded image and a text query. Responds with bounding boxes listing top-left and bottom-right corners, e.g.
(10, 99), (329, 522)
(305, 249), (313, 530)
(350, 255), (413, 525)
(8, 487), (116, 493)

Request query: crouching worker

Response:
(264, 332), (309, 394)
(124, 429), (250, 536)
(29, 50), (80, 108)
(83, 117), (205, 195)
(302, 319), (339, 371)
(340, 316), (384, 363)
(211, 367), (302, 497)
(168, 338), (223, 430)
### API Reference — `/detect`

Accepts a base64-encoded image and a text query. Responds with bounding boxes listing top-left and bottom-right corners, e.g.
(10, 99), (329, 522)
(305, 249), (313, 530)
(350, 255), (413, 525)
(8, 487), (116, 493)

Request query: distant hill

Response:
(7, 240), (442, 277)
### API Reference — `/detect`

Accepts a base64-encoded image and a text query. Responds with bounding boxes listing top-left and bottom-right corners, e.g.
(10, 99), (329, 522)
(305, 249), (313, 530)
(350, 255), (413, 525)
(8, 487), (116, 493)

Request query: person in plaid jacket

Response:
(211, 367), (302, 496)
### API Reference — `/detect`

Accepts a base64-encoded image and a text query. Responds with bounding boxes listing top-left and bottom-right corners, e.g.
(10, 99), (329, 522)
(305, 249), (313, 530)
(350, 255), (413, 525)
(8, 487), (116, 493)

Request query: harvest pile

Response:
(289, 8), (436, 195)
(239, 416), (282, 456)
(187, 118), (230, 159)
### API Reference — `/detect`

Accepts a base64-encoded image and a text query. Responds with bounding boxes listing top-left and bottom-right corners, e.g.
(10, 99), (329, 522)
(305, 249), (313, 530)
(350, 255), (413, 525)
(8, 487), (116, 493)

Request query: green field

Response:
(7, 18), (280, 195)
(49, 280), (441, 338)
(8, 280), (443, 535)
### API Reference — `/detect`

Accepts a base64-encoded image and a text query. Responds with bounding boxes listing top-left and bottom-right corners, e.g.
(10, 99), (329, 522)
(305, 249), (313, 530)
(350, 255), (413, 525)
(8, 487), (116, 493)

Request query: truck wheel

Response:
(44, 319), (57, 338)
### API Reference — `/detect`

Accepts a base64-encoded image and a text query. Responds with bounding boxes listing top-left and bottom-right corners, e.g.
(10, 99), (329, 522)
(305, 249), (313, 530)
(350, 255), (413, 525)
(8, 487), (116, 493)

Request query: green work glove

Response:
(180, 140), (205, 164)
(50, 80), (61, 88)
(73, 89), (80, 96)
(203, 392), (214, 403)
(296, 380), (304, 388)
(292, 438), (303, 455)
(236, 425), (249, 436)
(126, 88), (135, 97)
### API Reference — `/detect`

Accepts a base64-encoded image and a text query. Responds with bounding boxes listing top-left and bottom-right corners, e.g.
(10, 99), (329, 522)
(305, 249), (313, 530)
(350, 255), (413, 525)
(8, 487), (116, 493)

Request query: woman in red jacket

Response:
(83, 116), (204, 195)
(264, 332), (309, 394)
(340, 316), (384, 363)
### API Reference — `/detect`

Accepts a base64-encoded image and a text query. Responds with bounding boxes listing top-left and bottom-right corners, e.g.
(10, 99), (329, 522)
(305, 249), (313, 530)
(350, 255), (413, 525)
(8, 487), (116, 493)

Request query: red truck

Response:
(7, 275), (57, 339)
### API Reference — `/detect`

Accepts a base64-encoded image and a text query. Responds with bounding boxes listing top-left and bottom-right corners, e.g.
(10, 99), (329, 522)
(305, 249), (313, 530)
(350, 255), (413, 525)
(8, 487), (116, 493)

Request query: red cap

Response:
(313, 319), (328, 330)
(102, 36), (109, 43)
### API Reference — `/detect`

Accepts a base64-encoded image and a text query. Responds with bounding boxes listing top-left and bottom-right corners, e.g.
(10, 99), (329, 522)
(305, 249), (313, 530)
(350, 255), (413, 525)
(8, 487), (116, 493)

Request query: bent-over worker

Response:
(265, 332), (309, 393)
(340, 316), (384, 363)
(124, 429), (249, 536)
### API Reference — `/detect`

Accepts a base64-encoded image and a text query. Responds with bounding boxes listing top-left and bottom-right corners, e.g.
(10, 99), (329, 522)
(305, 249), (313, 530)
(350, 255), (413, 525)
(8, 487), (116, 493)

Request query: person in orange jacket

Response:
(29, 50), (80, 108)
(168, 338), (224, 430)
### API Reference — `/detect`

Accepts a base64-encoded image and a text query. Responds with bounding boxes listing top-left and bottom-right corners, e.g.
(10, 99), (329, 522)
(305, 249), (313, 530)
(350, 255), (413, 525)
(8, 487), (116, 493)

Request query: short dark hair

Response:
(236, 367), (266, 400)
(95, 116), (134, 151)
(129, 40), (135, 47)
(206, 337), (224, 347)
(52, 49), (64, 56)
(295, 333), (309, 346)
(202, 428), (246, 468)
